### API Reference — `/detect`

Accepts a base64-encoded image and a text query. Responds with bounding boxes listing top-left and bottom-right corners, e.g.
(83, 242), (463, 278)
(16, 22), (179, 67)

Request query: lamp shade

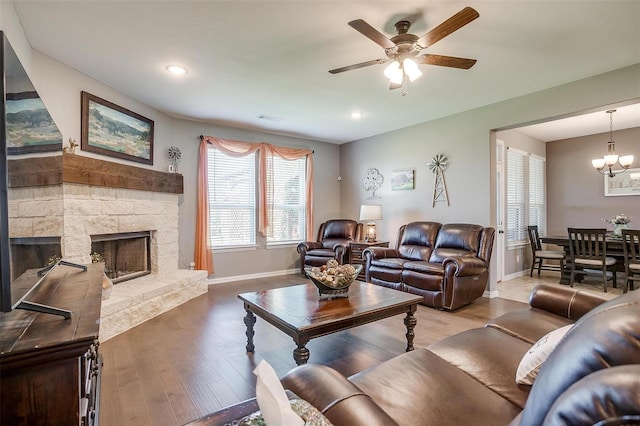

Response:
(359, 204), (383, 221)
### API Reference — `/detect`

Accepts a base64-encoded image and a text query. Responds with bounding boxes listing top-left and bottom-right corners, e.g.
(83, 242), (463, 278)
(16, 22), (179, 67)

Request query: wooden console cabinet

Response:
(0, 263), (103, 426)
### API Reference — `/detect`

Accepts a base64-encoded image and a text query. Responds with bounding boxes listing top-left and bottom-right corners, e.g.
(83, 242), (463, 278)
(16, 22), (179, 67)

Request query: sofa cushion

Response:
(428, 327), (533, 409)
(402, 261), (443, 275)
(429, 224), (482, 263)
(350, 348), (522, 426)
(486, 308), (574, 344)
(396, 222), (441, 261)
(516, 324), (572, 385)
(370, 258), (407, 270)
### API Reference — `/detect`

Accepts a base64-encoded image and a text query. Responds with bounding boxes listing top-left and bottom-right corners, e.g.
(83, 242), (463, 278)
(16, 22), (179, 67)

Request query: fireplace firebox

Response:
(91, 231), (151, 284)
(10, 236), (62, 280)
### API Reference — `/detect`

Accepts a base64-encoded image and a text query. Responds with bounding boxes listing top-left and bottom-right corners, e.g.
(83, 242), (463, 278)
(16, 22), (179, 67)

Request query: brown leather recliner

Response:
(364, 222), (495, 310)
(297, 220), (363, 275)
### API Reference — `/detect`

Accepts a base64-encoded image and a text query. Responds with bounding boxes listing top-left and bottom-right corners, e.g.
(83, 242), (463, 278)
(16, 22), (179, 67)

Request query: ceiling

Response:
(10, 1), (640, 144)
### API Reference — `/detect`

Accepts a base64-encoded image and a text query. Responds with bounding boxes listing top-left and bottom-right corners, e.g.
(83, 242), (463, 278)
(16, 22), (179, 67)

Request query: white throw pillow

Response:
(516, 324), (573, 385)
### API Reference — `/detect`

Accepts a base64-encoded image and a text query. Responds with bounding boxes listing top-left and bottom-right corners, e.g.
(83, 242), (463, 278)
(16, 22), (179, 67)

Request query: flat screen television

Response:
(1, 31), (67, 316)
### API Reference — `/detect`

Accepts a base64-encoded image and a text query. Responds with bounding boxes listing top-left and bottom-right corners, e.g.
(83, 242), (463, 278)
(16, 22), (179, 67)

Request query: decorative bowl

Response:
(304, 264), (362, 299)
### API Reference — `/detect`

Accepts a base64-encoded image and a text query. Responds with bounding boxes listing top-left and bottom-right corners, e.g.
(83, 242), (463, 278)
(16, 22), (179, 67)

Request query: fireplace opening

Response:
(10, 236), (62, 280)
(91, 231), (151, 284)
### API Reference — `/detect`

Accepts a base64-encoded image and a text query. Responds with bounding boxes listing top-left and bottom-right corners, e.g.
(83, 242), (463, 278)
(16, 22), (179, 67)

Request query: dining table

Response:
(539, 234), (625, 285)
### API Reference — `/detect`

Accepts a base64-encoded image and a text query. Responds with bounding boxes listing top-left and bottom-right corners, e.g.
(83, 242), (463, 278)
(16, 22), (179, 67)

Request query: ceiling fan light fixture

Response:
(384, 60), (400, 79)
(403, 58), (422, 81)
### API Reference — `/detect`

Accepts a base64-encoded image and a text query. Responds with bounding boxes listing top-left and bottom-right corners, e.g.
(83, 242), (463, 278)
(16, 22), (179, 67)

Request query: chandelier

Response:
(591, 109), (633, 178)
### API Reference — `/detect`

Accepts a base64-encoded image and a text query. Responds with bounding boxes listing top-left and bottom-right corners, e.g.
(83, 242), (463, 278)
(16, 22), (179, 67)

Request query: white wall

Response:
(340, 64), (640, 292)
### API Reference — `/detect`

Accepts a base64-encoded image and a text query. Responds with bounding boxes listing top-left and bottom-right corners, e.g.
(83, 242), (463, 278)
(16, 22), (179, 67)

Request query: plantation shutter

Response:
(529, 155), (546, 236)
(506, 148), (526, 244)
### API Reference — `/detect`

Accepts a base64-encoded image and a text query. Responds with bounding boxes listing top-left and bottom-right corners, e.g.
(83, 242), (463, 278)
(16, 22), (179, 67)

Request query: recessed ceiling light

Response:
(350, 111), (364, 119)
(166, 65), (188, 75)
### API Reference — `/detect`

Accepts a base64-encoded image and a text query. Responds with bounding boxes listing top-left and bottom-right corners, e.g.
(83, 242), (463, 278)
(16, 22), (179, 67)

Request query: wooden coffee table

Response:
(238, 281), (423, 365)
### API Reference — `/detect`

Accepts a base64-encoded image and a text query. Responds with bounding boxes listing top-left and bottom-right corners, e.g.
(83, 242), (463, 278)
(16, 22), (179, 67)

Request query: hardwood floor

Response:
(99, 273), (581, 425)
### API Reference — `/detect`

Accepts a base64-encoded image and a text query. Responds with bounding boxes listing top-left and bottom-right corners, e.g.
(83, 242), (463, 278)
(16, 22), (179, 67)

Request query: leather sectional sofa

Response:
(364, 222), (495, 310)
(282, 284), (640, 425)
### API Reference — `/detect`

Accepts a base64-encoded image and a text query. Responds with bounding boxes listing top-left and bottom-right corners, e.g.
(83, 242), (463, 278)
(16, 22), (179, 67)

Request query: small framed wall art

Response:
(81, 91), (154, 165)
(604, 168), (640, 196)
(391, 169), (415, 190)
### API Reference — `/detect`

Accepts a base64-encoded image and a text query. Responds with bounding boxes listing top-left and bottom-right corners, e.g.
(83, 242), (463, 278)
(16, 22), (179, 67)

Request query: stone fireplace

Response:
(8, 154), (208, 340)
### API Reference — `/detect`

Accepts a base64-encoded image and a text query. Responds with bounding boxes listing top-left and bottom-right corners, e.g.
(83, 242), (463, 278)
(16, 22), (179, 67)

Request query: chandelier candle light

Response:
(591, 109), (634, 177)
(360, 204), (383, 242)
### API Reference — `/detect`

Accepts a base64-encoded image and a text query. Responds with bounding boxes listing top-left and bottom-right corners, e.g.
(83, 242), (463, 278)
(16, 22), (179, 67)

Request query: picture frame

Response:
(604, 168), (640, 196)
(81, 91), (154, 165)
(6, 91), (63, 154)
(391, 169), (415, 191)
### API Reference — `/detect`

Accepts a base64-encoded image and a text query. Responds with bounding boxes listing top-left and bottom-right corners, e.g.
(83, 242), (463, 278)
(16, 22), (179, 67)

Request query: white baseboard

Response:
(502, 269), (528, 282)
(207, 268), (299, 285)
(483, 289), (500, 298)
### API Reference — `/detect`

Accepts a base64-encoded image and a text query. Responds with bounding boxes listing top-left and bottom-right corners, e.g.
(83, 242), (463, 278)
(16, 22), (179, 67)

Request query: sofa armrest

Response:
(442, 256), (487, 277)
(363, 247), (400, 261)
(297, 241), (323, 254)
(528, 284), (607, 320)
(281, 365), (398, 426)
(334, 243), (348, 264)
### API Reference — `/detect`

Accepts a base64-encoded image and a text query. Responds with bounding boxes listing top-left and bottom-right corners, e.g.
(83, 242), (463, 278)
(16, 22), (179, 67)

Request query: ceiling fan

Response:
(329, 7), (479, 90)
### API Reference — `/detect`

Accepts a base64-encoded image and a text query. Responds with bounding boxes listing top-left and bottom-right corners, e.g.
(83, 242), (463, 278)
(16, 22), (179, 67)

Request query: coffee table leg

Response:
(244, 309), (256, 353)
(293, 338), (310, 365)
(404, 305), (417, 352)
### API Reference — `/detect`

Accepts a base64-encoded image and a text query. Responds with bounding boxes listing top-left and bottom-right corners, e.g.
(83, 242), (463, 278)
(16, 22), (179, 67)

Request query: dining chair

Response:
(527, 226), (565, 277)
(621, 229), (640, 293)
(567, 228), (617, 292)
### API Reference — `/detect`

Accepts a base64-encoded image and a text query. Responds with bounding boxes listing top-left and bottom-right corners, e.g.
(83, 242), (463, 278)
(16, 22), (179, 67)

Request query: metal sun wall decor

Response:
(427, 154), (450, 206)
(363, 168), (384, 199)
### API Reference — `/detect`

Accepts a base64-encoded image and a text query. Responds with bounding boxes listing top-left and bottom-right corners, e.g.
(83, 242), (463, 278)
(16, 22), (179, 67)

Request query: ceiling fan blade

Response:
(348, 19), (396, 49)
(329, 59), (386, 74)
(417, 7), (479, 48)
(419, 54), (477, 69)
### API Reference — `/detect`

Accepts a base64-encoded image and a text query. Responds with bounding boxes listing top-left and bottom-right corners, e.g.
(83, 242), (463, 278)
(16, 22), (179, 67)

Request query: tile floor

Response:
(497, 270), (625, 303)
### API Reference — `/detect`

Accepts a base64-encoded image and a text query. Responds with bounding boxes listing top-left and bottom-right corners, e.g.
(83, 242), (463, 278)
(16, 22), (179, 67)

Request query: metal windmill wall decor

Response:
(427, 154), (449, 206)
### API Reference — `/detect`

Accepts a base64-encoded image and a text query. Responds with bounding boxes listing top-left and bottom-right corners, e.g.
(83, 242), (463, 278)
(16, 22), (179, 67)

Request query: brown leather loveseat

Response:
(364, 222), (495, 310)
(297, 219), (363, 275)
(282, 285), (640, 426)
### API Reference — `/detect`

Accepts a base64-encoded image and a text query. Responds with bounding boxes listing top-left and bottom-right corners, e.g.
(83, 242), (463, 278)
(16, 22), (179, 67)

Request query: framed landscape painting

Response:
(81, 91), (154, 164)
(604, 168), (640, 196)
(6, 91), (63, 154)
(391, 169), (415, 190)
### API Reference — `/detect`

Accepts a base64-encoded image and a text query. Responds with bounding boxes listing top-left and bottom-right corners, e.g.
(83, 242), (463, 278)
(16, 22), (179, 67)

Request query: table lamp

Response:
(359, 204), (383, 242)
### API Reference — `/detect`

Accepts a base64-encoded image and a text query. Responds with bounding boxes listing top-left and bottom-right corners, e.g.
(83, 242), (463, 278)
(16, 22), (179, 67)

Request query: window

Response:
(506, 147), (547, 246)
(266, 156), (307, 244)
(207, 147), (256, 248)
(506, 148), (526, 244)
(529, 155), (546, 236)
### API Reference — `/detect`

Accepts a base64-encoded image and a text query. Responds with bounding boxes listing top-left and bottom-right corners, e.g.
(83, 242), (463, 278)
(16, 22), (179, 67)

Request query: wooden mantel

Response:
(9, 153), (183, 194)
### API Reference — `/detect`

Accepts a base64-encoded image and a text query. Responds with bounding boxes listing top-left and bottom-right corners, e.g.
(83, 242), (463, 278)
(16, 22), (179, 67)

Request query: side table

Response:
(350, 240), (389, 280)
